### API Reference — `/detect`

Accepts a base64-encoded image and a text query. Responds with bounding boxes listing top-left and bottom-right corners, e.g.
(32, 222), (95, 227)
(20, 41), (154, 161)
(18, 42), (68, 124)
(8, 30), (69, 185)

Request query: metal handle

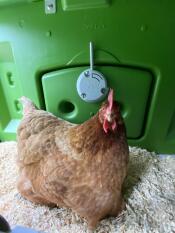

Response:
(89, 42), (94, 78)
(90, 42), (94, 71)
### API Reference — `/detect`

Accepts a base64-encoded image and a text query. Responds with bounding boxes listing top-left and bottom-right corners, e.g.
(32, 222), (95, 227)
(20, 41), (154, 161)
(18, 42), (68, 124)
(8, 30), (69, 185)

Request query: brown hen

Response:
(17, 89), (129, 230)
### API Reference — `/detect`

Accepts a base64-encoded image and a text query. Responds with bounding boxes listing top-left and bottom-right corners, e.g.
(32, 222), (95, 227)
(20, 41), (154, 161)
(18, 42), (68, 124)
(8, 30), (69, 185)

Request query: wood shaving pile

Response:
(0, 141), (175, 233)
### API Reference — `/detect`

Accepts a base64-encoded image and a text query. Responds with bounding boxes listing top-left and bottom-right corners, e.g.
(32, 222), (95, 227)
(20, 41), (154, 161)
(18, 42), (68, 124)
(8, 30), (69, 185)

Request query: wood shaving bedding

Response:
(0, 142), (175, 233)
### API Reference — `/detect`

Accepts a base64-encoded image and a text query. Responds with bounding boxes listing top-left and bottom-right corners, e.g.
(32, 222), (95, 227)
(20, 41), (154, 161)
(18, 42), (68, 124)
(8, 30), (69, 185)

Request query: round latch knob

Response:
(76, 69), (108, 103)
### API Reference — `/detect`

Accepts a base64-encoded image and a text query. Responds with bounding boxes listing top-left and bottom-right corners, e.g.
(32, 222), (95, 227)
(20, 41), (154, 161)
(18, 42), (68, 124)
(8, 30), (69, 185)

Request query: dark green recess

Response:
(0, 0), (175, 153)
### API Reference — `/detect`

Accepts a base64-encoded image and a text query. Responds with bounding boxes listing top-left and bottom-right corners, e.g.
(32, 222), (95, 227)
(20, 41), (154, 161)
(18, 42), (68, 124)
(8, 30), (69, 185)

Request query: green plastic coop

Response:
(0, 0), (175, 153)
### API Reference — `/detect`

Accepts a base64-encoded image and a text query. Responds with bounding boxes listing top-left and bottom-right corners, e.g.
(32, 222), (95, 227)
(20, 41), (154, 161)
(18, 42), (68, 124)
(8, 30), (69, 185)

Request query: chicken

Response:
(16, 89), (129, 230)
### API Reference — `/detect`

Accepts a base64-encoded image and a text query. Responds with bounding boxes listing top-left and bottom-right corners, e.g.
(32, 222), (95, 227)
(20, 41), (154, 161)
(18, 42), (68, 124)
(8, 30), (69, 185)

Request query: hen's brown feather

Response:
(17, 97), (129, 230)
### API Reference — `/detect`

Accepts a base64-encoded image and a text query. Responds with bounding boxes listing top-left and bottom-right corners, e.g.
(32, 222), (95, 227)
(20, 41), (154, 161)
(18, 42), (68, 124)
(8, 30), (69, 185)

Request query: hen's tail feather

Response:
(20, 96), (38, 115)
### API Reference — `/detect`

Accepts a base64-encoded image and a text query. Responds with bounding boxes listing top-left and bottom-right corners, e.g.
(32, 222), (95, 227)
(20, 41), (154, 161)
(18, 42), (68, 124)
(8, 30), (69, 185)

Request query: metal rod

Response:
(89, 42), (94, 71)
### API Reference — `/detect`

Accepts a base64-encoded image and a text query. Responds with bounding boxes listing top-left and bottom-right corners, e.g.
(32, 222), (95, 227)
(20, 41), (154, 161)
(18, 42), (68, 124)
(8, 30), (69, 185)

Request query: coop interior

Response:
(0, 1), (175, 233)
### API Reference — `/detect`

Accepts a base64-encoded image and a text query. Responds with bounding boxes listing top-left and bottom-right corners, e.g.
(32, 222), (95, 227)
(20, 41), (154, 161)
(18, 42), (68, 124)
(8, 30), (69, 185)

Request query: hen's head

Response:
(99, 89), (120, 134)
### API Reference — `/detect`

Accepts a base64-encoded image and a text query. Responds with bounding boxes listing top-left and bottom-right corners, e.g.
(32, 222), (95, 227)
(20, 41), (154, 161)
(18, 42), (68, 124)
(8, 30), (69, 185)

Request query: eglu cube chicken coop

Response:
(0, 0), (175, 153)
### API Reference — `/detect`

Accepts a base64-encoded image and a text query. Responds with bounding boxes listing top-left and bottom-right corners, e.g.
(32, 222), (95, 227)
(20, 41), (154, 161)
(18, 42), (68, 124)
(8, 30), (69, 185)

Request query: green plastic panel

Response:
(0, 0), (40, 7)
(0, 0), (175, 153)
(61, 0), (109, 11)
(42, 66), (152, 139)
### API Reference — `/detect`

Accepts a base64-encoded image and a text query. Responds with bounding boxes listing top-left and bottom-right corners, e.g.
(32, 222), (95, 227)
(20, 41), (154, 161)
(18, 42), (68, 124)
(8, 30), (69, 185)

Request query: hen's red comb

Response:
(108, 88), (114, 110)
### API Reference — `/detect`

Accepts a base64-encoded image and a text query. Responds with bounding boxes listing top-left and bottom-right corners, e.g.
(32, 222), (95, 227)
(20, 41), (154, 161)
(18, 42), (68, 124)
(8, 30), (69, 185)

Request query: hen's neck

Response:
(69, 114), (116, 155)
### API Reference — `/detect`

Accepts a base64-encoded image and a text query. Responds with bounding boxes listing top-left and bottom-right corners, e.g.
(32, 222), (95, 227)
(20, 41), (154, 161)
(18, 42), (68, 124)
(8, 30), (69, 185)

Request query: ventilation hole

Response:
(58, 101), (75, 114)
(14, 100), (22, 112)
(7, 72), (12, 78)
(7, 72), (14, 86)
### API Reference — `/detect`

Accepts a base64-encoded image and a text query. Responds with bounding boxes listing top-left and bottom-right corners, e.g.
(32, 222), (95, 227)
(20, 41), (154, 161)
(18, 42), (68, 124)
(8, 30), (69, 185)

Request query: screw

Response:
(101, 88), (106, 94)
(140, 24), (148, 32)
(47, 3), (54, 10)
(84, 71), (89, 77)
(81, 93), (86, 98)
(46, 31), (52, 37)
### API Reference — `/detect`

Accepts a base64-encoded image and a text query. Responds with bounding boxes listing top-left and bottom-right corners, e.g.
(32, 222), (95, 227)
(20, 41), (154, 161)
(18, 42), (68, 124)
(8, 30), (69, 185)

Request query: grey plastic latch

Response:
(77, 69), (108, 103)
(76, 42), (108, 103)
